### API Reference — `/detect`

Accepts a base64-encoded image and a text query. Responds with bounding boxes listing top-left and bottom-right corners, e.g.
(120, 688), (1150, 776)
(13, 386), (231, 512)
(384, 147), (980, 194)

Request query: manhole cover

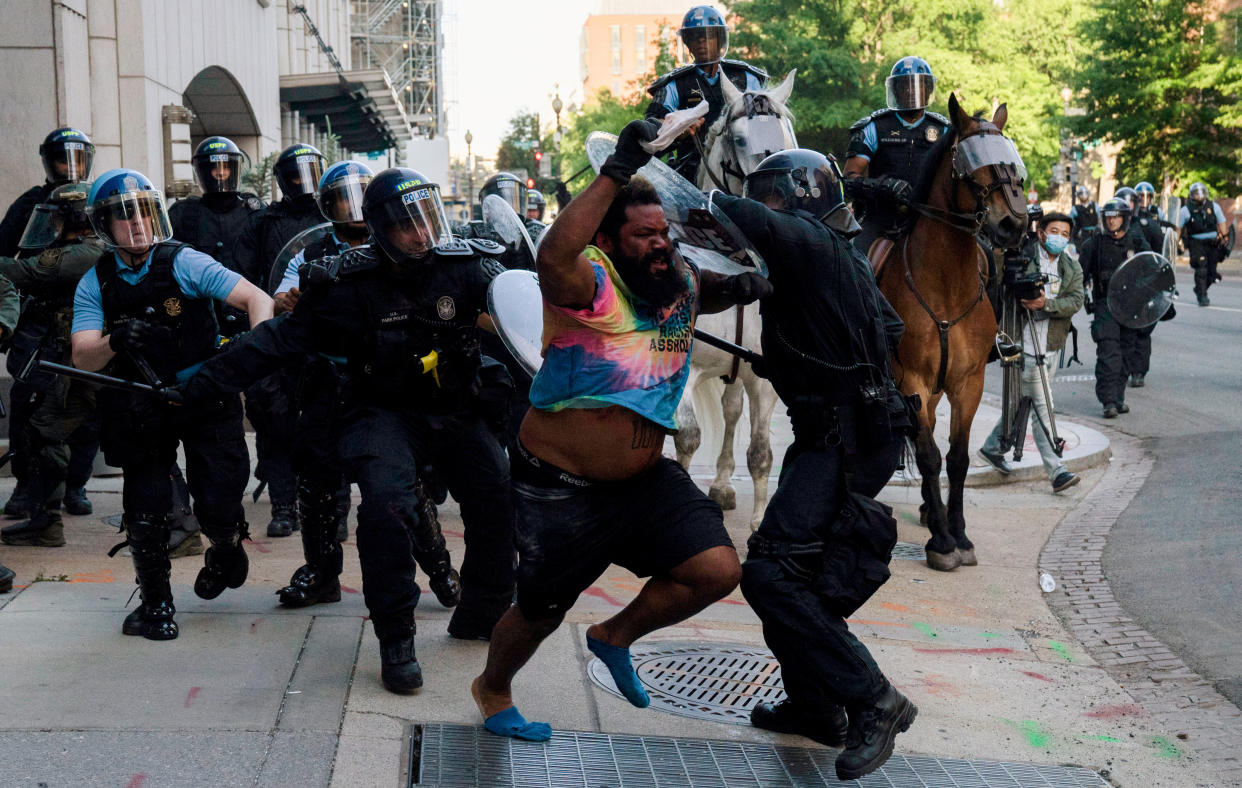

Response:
(588, 641), (783, 723)
(893, 541), (927, 561)
(408, 723), (1112, 787)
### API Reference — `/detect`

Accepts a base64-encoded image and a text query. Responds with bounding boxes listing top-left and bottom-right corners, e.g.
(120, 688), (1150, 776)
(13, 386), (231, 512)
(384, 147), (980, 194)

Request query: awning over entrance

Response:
(279, 69), (413, 153)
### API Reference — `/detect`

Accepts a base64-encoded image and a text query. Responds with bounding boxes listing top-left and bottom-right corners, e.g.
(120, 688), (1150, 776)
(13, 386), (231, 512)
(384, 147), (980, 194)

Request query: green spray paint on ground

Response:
(911, 622), (938, 639)
(1150, 736), (1181, 758)
(980, 632), (1000, 640)
(1048, 640), (1074, 662)
(1089, 734), (1122, 743)
(1002, 718), (1052, 749)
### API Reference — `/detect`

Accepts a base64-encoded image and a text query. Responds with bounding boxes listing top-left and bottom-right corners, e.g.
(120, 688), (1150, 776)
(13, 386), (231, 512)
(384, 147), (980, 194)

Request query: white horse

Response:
(675, 70), (797, 529)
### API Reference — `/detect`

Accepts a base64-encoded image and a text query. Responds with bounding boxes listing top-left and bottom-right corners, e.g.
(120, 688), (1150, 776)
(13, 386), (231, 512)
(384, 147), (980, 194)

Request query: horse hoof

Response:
(957, 548), (978, 566)
(709, 486), (737, 511)
(926, 550), (962, 572)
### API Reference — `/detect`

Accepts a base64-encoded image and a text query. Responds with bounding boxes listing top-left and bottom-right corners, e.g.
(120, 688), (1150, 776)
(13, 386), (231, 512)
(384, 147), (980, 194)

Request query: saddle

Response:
(867, 238), (895, 278)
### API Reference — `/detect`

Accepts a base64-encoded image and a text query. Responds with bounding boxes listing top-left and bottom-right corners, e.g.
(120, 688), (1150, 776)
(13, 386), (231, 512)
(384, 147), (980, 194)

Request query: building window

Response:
(634, 25), (646, 74)
(610, 25), (622, 75)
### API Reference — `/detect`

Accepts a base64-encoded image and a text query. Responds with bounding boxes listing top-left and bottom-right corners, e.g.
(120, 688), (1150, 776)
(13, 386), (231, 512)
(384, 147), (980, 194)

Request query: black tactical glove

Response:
(601, 119), (660, 184)
(108, 318), (172, 355)
(1084, 293), (1094, 314)
(878, 175), (913, 204)
(722, 272), (774, 305)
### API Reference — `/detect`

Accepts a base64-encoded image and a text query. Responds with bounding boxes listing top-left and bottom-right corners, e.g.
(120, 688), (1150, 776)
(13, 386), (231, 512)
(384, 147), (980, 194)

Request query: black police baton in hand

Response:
(36, 361), (184, 404)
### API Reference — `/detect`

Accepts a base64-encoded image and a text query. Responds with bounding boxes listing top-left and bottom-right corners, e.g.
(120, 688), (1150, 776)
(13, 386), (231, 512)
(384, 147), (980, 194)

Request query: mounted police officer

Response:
(844, 57), (950, 255)
(268, 161), (462, 611)
(1179, 182), (1228, 307)
(0, 183), (104, 550)
(644, 5), (767, 182)
(0, 128), (95, 257)
(1070, 185), (1100, 250)
(69, 169), (274, 640)
(714, 149), (918, 782)
(1078, 197), (1151, 418)
(233, 143), (326, 537)
(182, 167), (516, 692)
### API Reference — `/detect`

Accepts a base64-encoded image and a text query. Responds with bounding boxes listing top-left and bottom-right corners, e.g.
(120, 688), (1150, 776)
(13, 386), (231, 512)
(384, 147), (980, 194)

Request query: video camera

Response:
(1001, 253), (1050, 302)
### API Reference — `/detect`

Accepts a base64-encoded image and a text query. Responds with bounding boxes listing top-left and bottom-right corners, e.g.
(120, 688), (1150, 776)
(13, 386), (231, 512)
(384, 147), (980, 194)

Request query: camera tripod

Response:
(996, 285), (1065, 460)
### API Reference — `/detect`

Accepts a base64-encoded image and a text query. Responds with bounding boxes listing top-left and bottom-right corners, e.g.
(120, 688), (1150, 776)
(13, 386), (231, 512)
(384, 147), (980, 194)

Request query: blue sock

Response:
(483, 706), (552, 742)
(587, 635), (650, 708)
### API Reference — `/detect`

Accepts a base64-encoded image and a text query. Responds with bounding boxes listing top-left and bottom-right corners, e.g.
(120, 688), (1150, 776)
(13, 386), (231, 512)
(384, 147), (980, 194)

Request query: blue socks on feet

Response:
(587, 635), (650, 708)
(483, 706), (552, 742)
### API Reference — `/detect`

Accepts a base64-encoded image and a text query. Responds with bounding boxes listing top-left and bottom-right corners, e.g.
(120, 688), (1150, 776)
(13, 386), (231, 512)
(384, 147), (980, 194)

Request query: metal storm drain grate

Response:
(892, 541), (927, 561)
(588, 641), (784, 723)
(407, 723), (1111, 788)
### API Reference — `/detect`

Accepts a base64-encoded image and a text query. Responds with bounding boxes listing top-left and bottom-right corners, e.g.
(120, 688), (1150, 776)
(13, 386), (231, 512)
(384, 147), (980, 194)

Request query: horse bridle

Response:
(695, 93), (780, 193)
(912, 122), (1023, 237)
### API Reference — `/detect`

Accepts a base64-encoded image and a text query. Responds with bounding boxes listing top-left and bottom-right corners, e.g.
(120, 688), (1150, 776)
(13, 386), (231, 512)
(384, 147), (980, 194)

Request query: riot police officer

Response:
(844, 57), (950, 254)
(526, 190), (547, 223)
(233, 143), (326, 537)
(644, 5), (767, 181)
(1079, 197), (1151, 417)
(182, 167), (516, 692)
(1131, 182), (1165, 253)
(0, 128), (95, 257)
(1070, 185), (1100, 250)
(0, 275), (16, 593)
(1179, 182), (1228, 306)
(70, 169), (274, 640)
(0, 183), (104, 550)
(714, 149), (918, 781)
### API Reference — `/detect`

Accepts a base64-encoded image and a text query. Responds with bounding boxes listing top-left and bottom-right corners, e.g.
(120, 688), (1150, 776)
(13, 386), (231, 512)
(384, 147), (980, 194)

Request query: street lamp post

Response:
(465, 129), (474, 220)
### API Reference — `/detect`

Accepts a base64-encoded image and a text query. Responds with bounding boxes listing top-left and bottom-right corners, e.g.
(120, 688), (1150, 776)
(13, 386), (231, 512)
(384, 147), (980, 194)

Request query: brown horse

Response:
(874, 94), (1027, 571)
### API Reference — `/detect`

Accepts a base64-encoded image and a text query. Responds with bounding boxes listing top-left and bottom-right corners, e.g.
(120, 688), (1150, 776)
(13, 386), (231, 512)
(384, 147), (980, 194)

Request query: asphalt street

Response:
(986, 263), (1242, 707)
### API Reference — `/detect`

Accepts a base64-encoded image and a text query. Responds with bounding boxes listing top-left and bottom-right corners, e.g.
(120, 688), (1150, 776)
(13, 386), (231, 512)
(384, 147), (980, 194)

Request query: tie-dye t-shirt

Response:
(529, 246), (698, 431)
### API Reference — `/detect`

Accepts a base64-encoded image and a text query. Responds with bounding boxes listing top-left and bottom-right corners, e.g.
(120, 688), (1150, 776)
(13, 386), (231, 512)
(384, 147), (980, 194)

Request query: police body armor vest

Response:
(850, 109), (948, 184)
(96, 242), (219, 384)
(1090, 234), (1139, 301)
(256, 198), (322, 282)
(1134, 208), (1163, 250)
(1076, 202), (1099, 229)
(170, 193), (262, 271)
(4, 242), (85, 389)
(1186, 204), (1215, 236)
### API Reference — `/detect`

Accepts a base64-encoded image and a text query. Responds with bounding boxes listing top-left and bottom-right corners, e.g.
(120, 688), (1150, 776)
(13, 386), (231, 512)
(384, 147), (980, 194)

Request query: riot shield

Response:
(267, 222), (333, 294)
(1225, 224), (1236, 255)
(585, 131), (768, 277)
(1107, 251), (1176, 328)
(482, 194), (536, 261)
(1161, 227), (1178, 263)
(487, 269), (545, 376)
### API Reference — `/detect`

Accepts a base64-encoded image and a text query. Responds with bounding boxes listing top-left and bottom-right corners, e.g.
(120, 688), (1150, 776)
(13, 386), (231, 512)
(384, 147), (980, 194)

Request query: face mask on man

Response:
(1043, 233), (1069, 256)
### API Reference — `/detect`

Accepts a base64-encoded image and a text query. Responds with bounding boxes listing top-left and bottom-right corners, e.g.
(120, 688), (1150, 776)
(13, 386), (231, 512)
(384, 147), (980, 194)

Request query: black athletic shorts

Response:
(511, 442), (732, 620)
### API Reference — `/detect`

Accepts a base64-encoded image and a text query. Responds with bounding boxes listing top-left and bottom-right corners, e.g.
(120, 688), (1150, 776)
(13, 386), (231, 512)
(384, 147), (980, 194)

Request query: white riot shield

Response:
(1107, 251), (1176, 329)
(268, 222), (333, 294)
(585, 131), (768, 278)
(482, 194), (536, 261)
(487, 269), (545, 376)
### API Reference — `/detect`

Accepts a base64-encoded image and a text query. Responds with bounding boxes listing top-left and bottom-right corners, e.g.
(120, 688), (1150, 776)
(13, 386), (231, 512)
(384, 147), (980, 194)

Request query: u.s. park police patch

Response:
(926, 126), (940, 142)
(436, 296), (456, 320)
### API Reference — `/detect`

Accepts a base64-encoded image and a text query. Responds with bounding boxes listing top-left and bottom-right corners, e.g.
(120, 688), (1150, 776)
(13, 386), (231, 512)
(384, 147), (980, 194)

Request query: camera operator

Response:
(977, 212), (1084, 492)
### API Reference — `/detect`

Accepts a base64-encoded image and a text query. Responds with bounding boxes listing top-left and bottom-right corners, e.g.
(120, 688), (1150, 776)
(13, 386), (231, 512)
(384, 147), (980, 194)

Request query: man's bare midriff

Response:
(519, 404), (667, 480)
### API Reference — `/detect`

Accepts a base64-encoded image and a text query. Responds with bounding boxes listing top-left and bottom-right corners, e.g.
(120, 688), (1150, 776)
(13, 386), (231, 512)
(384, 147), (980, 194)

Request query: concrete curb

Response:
(1038, 428), (1242, 784)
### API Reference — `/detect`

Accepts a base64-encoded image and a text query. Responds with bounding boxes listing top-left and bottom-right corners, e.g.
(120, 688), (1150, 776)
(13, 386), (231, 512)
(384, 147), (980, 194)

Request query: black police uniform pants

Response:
(741, 434), (902, 709)
(25, 378), (98, 509)
(1188, 238), (1220, 297)
(244, 371), (298, 505)
(336, 406), (515, 630)
(1120, 324), (1154, 378)
(1090, 305), (1134, 407)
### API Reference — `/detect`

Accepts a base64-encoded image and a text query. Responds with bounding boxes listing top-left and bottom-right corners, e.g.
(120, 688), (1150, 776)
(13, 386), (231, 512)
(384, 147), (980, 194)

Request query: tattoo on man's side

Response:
(631, 418), (661, 449)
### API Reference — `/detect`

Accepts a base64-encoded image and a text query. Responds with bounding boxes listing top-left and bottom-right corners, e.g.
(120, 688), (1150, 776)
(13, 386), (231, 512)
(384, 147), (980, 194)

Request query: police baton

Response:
(36, 361), (183, 403)
(692, 329), (764, 367)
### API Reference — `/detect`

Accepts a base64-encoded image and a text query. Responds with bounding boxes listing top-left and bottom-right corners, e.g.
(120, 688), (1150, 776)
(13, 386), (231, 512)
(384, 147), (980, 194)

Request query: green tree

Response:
(555, 89), (646, 193)
(242, 152), (277, 201)
(496, 111), (542, 181)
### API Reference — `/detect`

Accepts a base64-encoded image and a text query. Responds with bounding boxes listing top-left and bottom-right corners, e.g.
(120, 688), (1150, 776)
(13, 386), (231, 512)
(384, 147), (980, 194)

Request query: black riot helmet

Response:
(526, 190), (547, 221)
(274, 143), (326, 200)
(192, 136), (245, 195)
(1100, 197), (1131, 236)
(39, 128), (95, 184)
(19, 181), (94, 250)
(479, 172), (528, 217)
(362, 167), (451, 267)
(1188, 182), (1208, 205)
(743, 149), (861, 238)
(1113, 186), (1138, 211)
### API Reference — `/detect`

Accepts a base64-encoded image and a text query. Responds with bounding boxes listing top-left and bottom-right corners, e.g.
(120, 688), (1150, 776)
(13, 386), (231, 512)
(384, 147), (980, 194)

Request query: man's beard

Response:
(612, 246), (688, 310)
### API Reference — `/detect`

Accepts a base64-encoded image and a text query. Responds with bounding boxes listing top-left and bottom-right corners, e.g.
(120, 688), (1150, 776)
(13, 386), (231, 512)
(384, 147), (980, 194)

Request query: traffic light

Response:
(526, 177), (536, 189)
(534, 150), (543, 163)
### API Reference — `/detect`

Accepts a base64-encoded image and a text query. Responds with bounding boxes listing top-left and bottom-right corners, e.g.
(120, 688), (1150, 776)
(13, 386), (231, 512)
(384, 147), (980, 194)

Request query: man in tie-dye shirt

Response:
(471, 119), (772, 741)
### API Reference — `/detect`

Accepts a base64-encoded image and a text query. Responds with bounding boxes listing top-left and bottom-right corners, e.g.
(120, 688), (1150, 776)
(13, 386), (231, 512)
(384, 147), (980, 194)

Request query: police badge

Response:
(164, 297), (182, 317)
(436, 296), (456, 320)
(926, 126), (939, 142)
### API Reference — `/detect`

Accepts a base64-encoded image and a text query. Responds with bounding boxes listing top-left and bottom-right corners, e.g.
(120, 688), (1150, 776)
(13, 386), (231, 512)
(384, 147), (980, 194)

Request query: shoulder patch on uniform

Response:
(925, 110), (950, 128)
(464, 237), (505, 257)
(647, 64), (698, 95)
(721, 59), (768, 82)
(243, 194), (264, 212)
(335, 247), (380, 277)
(849, 109), (890, 133)
(480, 257), (507, 280)
(433, 238), (474, 258)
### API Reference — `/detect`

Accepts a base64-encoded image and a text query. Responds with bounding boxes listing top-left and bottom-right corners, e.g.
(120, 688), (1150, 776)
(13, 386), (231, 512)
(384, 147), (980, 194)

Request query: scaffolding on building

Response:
(351, 0), (443, 138)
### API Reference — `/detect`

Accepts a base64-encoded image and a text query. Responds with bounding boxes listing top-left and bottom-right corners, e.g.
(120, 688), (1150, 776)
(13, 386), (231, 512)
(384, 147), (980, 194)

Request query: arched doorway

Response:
(183, 66), (262, 161)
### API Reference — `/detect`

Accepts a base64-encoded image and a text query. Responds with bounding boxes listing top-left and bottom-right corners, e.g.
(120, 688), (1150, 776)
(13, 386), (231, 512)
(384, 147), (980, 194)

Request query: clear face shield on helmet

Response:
(276, 154), (325, 199)
(193, 152), (244, 195)
(484, 179), (527, 217)
(1189, 183), (1208, 204)
(1136, 190), (1154, 209)
(730, 116), (798, 174)
(318, 171), (372, 224)
(367, 185), (451, 264)
(679, 27), (728, 65)
(1076, 185), (1090, 203)
(885, 73), (936, 111)
(89, 190), (173, 252)
(18, 204), (66, 250)
(44, 141), (93, 184)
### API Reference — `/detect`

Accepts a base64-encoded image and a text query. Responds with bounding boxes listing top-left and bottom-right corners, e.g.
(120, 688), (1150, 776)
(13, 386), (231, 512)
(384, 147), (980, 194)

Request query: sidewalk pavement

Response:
(0, 410), (1229, 786)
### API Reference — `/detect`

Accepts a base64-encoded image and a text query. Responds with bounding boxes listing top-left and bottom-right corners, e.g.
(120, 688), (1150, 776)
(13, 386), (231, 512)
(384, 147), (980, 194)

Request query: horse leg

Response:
(913, 398), (960, 571)
(742, 372), (777, 531)
(708, 381), (743, 511)
(945, 380), (984, 566)
(673, 395), (702, 472)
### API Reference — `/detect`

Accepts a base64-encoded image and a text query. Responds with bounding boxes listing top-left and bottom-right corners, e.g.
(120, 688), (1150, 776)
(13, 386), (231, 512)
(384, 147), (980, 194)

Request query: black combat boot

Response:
(373, 611), (423, 694)
(835, 685), (918, 781)
(120, 513), (178, 641)
(3, 477), (32, 519)
(410, 479), (461, 608)
(0, 563), (14, 593)
(62, 486), (93, 516)
(266, 500), (299, 538)
(750, 698), (849, 747)
(278, 483), (343, 608)
(194, 520), (250, 599)
(1, 510), (66, 547)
